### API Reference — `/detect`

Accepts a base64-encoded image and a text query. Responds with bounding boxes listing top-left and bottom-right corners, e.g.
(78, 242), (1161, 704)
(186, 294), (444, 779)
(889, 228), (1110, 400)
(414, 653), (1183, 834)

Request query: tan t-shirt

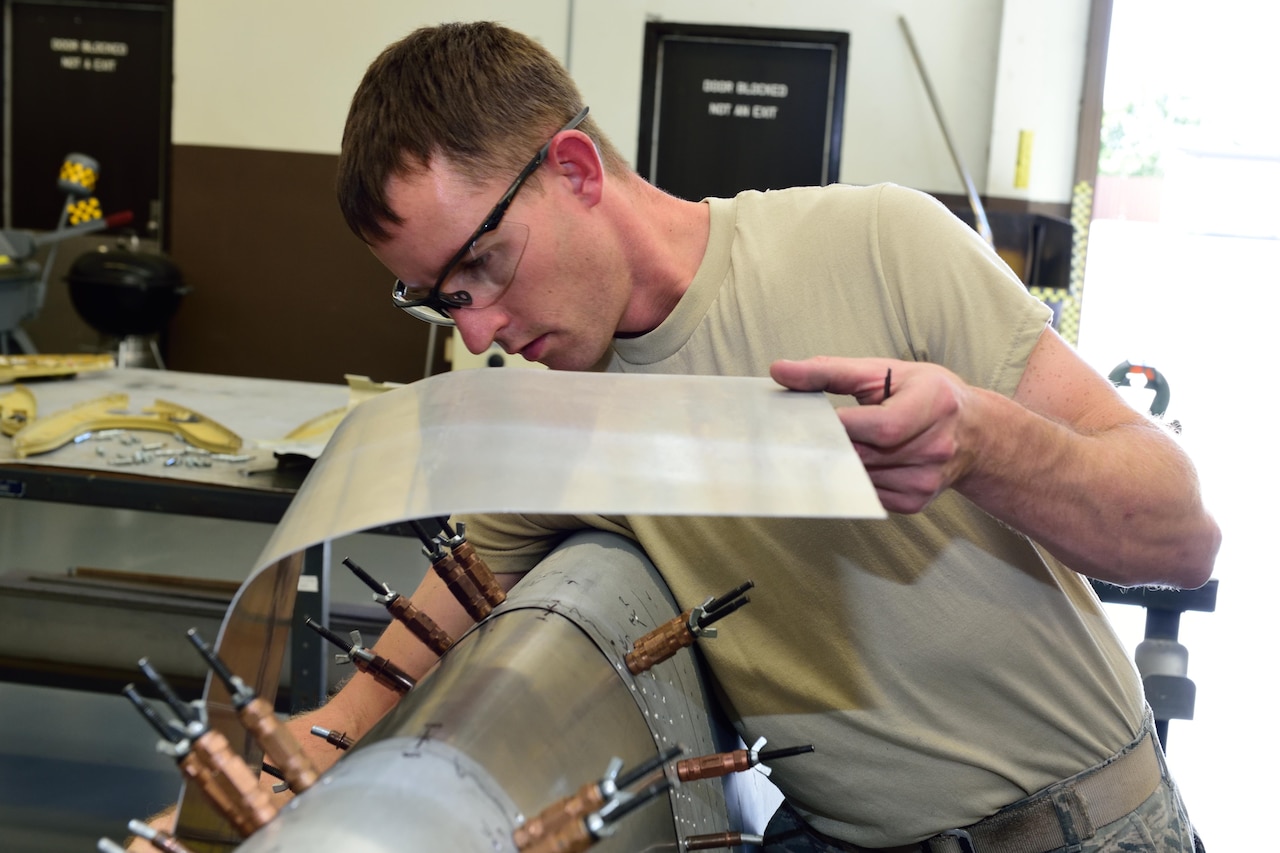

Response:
(463, 184), (1144, 846)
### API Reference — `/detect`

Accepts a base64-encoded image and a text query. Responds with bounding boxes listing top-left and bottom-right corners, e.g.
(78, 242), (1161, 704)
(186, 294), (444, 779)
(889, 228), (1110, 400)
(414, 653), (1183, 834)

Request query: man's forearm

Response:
(957, 386), (1220, 588)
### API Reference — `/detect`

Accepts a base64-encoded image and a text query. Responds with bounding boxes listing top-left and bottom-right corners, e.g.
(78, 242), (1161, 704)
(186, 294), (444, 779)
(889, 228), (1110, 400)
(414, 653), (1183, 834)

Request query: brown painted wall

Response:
(164, 144), (434, 385)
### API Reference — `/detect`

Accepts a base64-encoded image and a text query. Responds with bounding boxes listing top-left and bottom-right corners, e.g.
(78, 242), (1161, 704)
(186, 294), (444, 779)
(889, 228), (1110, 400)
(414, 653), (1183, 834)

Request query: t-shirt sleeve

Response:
(452, 513), (571, 574)
(455, 512), (635, 575)
(871, 184), (1053, 397)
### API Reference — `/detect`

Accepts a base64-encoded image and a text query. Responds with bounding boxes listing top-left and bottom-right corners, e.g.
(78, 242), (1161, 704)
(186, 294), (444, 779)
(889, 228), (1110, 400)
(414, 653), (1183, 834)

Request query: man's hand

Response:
(770, 330), (1220, 589)
(771, 356), (975, 514)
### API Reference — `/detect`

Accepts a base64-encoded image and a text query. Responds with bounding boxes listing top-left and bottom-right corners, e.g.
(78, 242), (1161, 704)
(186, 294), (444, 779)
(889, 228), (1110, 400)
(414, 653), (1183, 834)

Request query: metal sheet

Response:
(238, 739), (521, 853)
(253, 369), (881, 576)
(181, 370), (873, 847)
(175, 552), (302, 850)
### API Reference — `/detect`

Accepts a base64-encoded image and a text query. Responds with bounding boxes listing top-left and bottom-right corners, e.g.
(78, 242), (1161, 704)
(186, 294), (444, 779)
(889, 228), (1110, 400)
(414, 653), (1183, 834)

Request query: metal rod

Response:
(342, 557), (390, 596)
(137, 658), (199, 726)
(127, 818), (198, 853)
(601, 778), (670, 826)
(704, 580), (755, 615)
(616, 744), (684, 790)
(304, 617), (353, 653)
(185, 628), (241, 696)
(310, 726), (354, 750)
(700, 595), (749, 629)
(759, 744), (815, 763)
(898, 15), (994, 247)
(408, 519), (441, 547)
(122, 683), (182, 743)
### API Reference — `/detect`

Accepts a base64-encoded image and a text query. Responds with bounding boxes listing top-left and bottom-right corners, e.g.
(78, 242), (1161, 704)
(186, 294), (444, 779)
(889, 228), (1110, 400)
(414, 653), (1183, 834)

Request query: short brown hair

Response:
(337, 21), (628, 242)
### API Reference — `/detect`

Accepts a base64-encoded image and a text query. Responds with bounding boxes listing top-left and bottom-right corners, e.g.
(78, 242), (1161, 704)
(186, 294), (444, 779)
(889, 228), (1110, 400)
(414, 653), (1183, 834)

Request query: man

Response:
(272, 21), (1218, 853)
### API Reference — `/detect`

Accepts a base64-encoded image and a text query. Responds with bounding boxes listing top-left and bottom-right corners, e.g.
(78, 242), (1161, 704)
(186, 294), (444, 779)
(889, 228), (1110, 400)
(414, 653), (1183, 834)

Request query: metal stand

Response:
(289, 541), (331, 714)
(1090, 579), (1218, 749)
(0, 327), (37, 355)
(115, 333), (165, 368)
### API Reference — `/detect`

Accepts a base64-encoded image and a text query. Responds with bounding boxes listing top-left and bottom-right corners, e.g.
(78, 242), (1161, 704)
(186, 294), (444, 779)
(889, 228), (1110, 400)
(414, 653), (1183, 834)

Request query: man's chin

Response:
(541, 343), (613, 373)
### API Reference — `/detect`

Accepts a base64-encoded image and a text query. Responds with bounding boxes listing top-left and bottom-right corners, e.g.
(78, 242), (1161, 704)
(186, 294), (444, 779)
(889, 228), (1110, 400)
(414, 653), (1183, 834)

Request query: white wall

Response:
(171, 0), (570, 154)
(985, 0), (1092, 203)
(172, 0), (1091, 202)
(569, 0), (1004, 195)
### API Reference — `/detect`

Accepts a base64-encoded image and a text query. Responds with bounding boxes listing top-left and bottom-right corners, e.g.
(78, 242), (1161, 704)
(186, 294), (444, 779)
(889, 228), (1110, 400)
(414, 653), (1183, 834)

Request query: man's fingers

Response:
(771, 357), (896, 399)
(770, 358), (827, 391)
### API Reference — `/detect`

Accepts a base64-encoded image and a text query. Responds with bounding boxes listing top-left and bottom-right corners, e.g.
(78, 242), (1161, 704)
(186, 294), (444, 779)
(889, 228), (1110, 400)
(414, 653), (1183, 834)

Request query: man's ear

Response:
(546, 131), (604, 207)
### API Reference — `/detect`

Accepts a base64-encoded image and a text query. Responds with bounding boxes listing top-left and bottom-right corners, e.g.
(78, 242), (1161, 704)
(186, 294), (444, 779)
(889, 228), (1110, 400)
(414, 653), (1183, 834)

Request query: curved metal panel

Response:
(239, 738), (520, 853)
(252, 369), (878, 576)
(475, 532), (731, 834)
(229, 532), (753, 852)
(176, 551), (301, 849)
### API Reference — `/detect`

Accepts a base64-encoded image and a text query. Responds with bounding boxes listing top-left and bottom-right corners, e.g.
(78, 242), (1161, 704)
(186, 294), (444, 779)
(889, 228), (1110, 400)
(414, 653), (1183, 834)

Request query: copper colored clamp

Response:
(304, 618), (417, 695)
(443, 522), (507, 608)
(127, 666), (278, 837)
(677, 739), (814, 782)
(239, 697), (319, 792)
(521, 778), (672, 853)
(521, 815), (595, 853)
(675, 749), (754, 782)
(516, 748), (682, 851)
(186, 629), (320, 795)
(174, 749), (246, 833)
(624, 610), (698, 675)
(342, 557), (455, 656)
(513, 778), (609, 850)
(408, 519), (492, 623)
(124, 679), (247, 827)
(684, 832), (765, 850)
(426, 539), (491, 622)
(187, 726), (279, 834)
(624, 581), (753, 675)
(387, 595), (454, 656)
(310, 726), (354, 750)
(351, 644), (417, 694)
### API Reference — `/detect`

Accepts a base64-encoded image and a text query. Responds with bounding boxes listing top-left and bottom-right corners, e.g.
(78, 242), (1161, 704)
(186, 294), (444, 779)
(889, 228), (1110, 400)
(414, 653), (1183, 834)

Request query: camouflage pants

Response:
(761, 754), (1202, 853)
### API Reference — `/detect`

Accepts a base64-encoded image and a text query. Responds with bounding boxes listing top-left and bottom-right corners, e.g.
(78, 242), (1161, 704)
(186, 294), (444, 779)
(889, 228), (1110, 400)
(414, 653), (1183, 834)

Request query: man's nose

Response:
(453, 308), (507, 356)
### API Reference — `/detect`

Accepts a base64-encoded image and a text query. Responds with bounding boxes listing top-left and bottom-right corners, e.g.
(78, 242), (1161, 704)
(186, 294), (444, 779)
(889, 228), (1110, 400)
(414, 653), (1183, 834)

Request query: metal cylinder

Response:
(231, 532), (748, 852)
(1134, 638), (1190, 678)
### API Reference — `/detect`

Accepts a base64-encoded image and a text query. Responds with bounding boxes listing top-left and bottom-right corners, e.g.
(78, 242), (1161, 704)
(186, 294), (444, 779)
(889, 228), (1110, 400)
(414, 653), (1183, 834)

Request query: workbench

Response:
(0, 366), (347, 508)
(0, 367), (405, 710)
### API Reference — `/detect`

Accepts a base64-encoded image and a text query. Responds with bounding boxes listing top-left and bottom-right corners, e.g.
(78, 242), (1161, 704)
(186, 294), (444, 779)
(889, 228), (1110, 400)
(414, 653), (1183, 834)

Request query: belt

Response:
(838, 728), (1164, 853)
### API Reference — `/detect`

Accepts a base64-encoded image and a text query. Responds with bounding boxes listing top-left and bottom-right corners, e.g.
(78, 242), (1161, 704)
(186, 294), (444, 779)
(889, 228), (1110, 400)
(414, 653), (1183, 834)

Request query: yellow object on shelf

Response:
(282, 406), (346, 442)
(0, 384), (37, 436)
(272, 373), (403, 447)
(11, 393), (243, 458)
(0, 353), (114, 384)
